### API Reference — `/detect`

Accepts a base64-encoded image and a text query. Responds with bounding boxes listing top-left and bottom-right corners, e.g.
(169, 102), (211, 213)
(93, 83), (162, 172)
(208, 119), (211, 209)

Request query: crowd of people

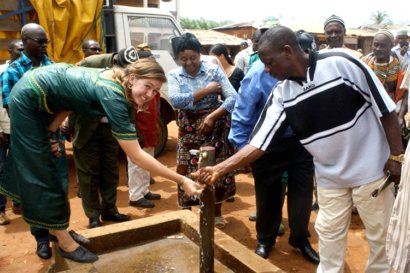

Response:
(0, 13), (409, 272)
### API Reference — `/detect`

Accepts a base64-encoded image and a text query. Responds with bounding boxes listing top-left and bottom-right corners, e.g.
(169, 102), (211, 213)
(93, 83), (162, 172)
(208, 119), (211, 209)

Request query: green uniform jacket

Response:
(71, 53), (135, 148)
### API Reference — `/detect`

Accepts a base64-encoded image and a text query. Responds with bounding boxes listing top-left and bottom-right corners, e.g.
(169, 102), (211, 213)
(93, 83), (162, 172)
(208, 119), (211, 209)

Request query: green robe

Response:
(0, 64), (136, 230)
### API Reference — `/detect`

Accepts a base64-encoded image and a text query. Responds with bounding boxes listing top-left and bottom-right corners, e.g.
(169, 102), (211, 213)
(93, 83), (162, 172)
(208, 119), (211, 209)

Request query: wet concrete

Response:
(48, 210), (283, 273)
(94, 234), (233, 273)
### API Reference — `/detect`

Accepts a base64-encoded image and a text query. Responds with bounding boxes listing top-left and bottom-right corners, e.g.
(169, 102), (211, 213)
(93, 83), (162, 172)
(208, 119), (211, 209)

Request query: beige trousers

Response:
(315, 177), (395, 273)
(127, 147), (155, 202)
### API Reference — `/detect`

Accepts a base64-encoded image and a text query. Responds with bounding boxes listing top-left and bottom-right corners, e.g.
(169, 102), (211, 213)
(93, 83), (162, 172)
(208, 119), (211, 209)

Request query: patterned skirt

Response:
(176, 109), (236, 208)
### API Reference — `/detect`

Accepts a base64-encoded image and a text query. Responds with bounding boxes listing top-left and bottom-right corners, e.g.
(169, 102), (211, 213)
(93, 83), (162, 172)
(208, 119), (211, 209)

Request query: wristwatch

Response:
(389, 154), (404, 163)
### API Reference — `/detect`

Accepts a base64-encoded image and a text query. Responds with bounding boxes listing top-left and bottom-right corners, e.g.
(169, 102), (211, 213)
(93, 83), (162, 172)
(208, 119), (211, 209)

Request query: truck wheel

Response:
(155, 115), (168, 158)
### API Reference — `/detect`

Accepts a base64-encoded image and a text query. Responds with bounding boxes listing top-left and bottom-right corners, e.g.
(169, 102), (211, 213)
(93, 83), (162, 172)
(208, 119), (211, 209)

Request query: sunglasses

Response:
(24, 36), (50, 45)
(86, 47), (102, 52)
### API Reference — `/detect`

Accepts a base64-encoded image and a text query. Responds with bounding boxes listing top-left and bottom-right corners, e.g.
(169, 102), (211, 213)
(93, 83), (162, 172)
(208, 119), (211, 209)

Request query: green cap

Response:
(397, 29), (408, 37)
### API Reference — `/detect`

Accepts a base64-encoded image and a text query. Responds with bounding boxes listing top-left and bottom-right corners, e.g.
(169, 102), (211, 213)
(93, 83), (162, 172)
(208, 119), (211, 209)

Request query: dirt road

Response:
(0, 121), (369, 272)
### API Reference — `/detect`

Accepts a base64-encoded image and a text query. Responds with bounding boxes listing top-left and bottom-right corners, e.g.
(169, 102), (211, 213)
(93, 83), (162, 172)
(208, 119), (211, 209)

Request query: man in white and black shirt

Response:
(197, 26), (403, 272)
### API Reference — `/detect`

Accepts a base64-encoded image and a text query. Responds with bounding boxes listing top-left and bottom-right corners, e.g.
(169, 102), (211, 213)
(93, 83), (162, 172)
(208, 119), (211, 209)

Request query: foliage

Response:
(180, 17), (234, 30)
(369, 11), (392, 25)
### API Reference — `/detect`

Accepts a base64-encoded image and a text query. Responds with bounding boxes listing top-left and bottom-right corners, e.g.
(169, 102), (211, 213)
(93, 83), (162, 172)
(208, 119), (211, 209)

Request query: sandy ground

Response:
(0, 121), (369, 273)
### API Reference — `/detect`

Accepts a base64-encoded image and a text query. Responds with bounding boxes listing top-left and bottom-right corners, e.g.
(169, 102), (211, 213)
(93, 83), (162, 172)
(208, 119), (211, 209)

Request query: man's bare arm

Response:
(196, 144), (265, 184)
(380, 110), (405, 183)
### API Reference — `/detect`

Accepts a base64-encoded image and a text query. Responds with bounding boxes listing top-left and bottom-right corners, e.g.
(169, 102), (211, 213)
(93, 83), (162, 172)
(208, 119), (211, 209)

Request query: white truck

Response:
(0, 1), (182, 157)
(111, 5), (182, 157)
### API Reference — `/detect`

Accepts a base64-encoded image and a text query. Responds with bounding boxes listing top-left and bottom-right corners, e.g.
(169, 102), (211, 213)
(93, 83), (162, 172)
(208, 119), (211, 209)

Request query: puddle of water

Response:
(93, 233), (233, 273)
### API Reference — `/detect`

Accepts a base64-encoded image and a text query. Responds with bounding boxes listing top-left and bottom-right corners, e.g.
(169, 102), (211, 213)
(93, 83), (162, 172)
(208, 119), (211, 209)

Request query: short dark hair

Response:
(9, 39), (22, 50)
(259, 26), (300, 52)
(138, 49), (153, 59)
(252, 29), (262, 40)
(210, 43), (233, 65)
(176, 33), (202, 54)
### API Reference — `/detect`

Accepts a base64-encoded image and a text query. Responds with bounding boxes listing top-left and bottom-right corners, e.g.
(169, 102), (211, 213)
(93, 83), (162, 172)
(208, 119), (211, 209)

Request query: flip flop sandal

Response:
(215, 216), (226, 229)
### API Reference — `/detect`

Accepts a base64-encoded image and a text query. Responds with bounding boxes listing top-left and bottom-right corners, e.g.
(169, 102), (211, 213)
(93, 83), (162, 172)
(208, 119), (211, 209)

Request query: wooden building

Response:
(213, 19), (409, 56)
(212, 21), (256, 40)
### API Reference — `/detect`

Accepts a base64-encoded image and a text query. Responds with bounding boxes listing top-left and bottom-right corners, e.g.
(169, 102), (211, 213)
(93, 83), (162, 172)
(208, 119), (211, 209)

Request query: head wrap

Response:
(324, 15), (345, 29)
(397, 29), (409, 37)
(117, 46), (138, 68)
(376, 30), (394, 42)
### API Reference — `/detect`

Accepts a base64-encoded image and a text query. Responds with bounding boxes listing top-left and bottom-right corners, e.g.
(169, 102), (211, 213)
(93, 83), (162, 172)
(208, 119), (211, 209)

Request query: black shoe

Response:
(58, 245), (98, 263)
(77, 190), (82, 198)
(69, 230), (90, 244)
(144, 191), (161, 200)
(312, 202), (319, 210)
(89, 217), (102, 228)
(298, 245), (320, 264)
(226, 196), (235, 202)
(150, 177), (155, 184)
(37, 241), (52, 259)
(49, 230), (90, 244)
(101, 213), (130, 222)
(255, 244), (272, 259)
(129, 198), (155, 208)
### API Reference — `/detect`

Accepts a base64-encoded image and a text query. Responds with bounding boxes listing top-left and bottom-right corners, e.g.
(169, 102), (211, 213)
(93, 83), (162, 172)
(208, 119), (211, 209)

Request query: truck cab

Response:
(113, 6), (182, 157)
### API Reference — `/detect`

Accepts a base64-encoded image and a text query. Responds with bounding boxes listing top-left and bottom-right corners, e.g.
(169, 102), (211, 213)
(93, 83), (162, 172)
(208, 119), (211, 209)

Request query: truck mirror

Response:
(171, 36), (180, 60)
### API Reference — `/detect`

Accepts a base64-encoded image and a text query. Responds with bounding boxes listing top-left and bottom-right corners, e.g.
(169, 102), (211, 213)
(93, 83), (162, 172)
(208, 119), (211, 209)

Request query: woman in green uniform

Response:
(0, 58), (205, 262)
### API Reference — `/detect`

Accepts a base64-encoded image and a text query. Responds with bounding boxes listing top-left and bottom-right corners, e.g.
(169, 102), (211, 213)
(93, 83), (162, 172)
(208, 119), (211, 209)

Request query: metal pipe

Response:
(19, 0), (27, 26)
(143, 0), (148, 8)
(198, 146), (215, 273)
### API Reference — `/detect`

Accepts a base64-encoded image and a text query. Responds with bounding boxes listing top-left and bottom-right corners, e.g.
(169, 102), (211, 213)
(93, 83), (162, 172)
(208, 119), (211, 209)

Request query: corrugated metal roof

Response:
(214, 19), (410, 38)
(213, 21), (256, 30)
(185, 29), (244, 46)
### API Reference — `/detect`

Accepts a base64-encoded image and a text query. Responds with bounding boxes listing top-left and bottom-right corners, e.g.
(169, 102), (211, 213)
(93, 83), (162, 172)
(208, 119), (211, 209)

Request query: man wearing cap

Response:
(363, 30), (409, 137)
(240, 40), (249, 51)
(228, 30), (319, 264)
(248, 17), (281, 68)
(235, 37), (254, 74)
(69, 47), (138, 228)
(392, 29), (410, 64)
(323, 15), (363, 59)
(127, 45), (162, 208)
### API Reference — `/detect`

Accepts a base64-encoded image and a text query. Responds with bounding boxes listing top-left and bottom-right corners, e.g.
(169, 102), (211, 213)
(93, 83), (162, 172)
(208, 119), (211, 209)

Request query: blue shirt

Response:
(228, 60), (293, 150)
(1, 52), (53, 107)
(168, 62), (237, 113)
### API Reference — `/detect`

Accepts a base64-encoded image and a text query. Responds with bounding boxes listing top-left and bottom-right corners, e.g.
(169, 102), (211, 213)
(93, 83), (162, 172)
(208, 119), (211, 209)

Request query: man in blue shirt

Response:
(228, 30), (318, 264)
(0, 23), (53, 260)
(392, 29), (410, 64)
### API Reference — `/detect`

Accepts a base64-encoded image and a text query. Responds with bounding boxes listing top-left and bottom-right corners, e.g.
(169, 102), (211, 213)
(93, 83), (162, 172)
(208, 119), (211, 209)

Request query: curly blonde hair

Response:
(106, 58), (167, 111)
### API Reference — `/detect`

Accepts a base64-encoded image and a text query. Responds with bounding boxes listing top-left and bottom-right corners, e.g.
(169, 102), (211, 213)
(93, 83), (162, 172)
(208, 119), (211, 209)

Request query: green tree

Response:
(369, 11), (391, 25)
(179, 16), (234, 30)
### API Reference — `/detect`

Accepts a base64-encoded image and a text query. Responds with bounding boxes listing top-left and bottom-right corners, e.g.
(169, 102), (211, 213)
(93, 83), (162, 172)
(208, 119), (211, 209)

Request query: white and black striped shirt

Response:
(249, 49), (396, 188)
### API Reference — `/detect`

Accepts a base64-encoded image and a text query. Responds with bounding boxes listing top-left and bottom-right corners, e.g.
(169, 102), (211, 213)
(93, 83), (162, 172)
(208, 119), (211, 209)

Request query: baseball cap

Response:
(117, 46), (138, 68)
